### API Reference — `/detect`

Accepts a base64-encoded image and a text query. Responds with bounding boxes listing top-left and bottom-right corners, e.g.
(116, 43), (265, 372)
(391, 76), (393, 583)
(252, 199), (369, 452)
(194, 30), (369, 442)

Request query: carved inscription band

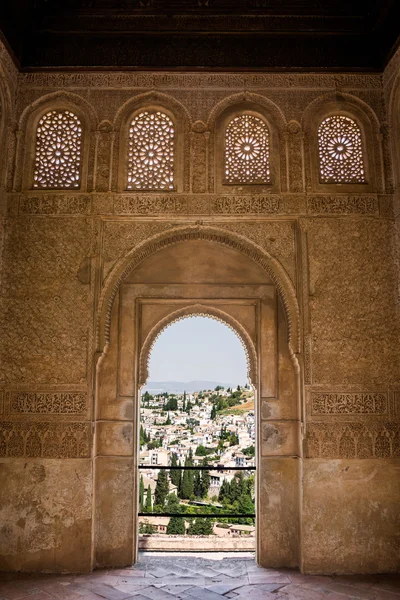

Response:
(306, 422), (400, 459)
(0, 422), (91, 458)
(311, 392), (388, 415)
(7, 391), (87, 415)
(16, 194), (388, 217)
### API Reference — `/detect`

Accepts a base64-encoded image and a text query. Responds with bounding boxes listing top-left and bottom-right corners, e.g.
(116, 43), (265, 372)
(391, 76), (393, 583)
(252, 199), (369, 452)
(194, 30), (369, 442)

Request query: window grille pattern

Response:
(225, 114), (271, 184)
(33, 110), (82, 189)
(127, 111), (175, 190)
(318, 115), (366, 184)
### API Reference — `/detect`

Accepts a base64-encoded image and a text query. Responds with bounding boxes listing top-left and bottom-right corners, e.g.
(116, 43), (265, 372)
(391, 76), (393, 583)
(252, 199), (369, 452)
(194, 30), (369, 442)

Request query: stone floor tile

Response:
(243, 582), (287, 593)
(323, 582), (382, 599)
(113, 583), (153, 594)
(372, 581), (400, 595)
(0, 584), (36, 600)
(153, 579), (205, 588)
(30, 583), (82, 600)
(204, 579), (248, 595)
(333, 575), (379, 591)
(248, 572), (291, 585)
(184, 587), (225, 600)
(140, 587), (178, 600)
(234, 590), (280, 600)
(145, 570), (173, 580)
(81, 584), (133, 600)
(153, 585), (194, 597)
(16, 594), (55, 600)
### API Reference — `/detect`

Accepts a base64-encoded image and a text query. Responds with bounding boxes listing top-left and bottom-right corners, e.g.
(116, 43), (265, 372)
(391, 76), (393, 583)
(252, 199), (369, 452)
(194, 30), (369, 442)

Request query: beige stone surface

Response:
(302, 459), (400, 574)
(0, 459), (92, 572)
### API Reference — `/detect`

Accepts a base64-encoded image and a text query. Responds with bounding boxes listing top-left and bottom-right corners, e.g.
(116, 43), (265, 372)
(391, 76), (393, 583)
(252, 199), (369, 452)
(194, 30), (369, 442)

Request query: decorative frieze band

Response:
(14, 193), (391, 217)
(0, 422), (91, 458)
(307, 196), (379, 215)
(5, 391), (88, 415)
(19, 195), (91, 215)
(18, 72), (382, 90)
(311, 392), (388, 416)
(306, 422), (400, 459)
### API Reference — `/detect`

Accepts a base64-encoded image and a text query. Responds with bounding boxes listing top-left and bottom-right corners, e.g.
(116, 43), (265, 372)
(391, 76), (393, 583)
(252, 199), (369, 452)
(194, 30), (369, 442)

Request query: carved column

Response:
(95, 120), (113, 192)
(380, 121), (395, 194)
(286, 120), (305, 193)
(190, 121), (208, 193)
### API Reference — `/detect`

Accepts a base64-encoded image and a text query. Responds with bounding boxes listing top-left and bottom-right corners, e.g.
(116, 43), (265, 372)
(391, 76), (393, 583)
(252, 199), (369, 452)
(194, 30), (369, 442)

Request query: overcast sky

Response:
(148, 316), (248, 385)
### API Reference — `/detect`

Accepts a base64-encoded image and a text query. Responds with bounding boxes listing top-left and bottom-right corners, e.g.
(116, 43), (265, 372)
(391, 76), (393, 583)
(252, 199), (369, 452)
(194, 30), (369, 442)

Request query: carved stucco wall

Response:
(0, 37), (399, 573)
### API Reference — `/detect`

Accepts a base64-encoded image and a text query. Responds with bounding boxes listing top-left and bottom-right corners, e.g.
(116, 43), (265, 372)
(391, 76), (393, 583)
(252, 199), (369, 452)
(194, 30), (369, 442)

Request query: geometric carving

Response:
(225, 114), (271, 184)
(0, 422), (91, 458)
(317, 115), (366, 184)
(306, 422), (400, 459)
(7, 391), (87, 414)
(311, 392), (388, 415)
(20, 195), (91, 215)
(127, 111), (175, 191)
(33, 110), (83, 189)
(307, 196), (378, 215)
(114, 195), (186, 215)
(211, 196), (280, 214)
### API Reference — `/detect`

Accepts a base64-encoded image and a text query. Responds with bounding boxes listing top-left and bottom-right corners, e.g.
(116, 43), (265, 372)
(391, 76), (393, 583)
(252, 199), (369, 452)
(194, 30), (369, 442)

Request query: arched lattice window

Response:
(33, 110), (82, 189)
(127, 111), (175, 190)
(225, 114), (271, 184)
(317, 115), (366, 184)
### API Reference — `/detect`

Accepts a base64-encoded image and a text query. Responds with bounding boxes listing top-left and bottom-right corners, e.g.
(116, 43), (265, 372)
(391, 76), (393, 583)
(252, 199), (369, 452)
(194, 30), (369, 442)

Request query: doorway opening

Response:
(138, 315), (256, 552)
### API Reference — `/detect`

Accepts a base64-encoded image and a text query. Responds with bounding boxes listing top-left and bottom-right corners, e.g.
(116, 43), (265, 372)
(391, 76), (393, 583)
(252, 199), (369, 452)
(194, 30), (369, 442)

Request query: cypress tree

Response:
(170, 453), (181, 487)
(200, 458), (210, 499)
(145, 485), (152, 512)
(139, 475), (145, 510)
(154, 469), (169, 508)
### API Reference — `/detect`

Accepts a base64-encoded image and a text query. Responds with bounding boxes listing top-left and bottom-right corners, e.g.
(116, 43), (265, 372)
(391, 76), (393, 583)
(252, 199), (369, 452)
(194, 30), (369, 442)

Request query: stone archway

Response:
(94, 226), (302, 570)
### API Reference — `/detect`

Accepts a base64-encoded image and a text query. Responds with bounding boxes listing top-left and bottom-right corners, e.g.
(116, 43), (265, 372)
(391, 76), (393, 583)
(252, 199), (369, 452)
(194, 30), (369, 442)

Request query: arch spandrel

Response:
(96, 224), (301, 360)
(138, 305), (257, 388)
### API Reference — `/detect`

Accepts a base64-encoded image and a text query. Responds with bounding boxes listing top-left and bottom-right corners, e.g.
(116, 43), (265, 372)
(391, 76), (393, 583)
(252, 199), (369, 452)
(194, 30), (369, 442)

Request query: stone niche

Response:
(0, 43), (399, 573)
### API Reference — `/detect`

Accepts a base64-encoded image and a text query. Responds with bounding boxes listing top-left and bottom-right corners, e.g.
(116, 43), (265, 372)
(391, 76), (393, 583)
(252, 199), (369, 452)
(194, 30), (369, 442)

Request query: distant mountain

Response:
(143, 380), (244, 394)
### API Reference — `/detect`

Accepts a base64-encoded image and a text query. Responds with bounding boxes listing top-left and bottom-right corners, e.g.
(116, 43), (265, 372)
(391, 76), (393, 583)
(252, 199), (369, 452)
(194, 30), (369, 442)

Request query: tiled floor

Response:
(1, 553), (400, 600)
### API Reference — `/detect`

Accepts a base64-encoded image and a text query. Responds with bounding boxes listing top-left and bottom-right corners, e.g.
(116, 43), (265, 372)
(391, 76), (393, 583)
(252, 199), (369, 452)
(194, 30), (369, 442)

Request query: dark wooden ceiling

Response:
(1, 0), (399, 71)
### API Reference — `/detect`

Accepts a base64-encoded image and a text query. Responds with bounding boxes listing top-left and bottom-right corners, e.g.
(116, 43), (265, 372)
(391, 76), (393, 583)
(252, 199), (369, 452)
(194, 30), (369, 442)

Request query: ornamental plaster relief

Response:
(306, 218), (400, 386)
(0, 217), (94, 385)
(2, 390), (88, 416)
(306, 422), (400, 459)
(0, 421), (91, 458)
(9, 192), (394, 218)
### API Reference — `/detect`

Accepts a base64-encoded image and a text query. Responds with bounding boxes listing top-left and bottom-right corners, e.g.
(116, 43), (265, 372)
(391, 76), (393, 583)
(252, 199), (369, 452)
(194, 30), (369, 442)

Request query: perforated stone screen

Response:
(127, 111), (175, 190)
(33, 110), (82, 189)
(225, 114), (271, 185)
(317, 115), (366, 184)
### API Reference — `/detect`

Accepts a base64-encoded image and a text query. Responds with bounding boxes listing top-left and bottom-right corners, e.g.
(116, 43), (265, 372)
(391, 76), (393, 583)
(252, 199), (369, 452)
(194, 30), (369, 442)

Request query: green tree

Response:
(165, 412), (171, 425)
(200, 458), (210, 498)
(139, 475), (145, 510)
(139, 522), (156, 534)
(243, 445), (255, 456)
(188, 519), (213, 535)
(195, 444), (210, 456)
(145, 485), (152, 512)
(154, 469), (169, 508)
(210, 404), (217, 420)
(180, 450), (194, 499)
(170, 453), (181, 487)
(167, 516), (185, 535)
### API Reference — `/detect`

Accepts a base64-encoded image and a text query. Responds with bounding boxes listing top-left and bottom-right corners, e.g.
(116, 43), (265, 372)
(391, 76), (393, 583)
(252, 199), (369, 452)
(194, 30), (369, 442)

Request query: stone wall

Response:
(0, 40), (399, 574)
